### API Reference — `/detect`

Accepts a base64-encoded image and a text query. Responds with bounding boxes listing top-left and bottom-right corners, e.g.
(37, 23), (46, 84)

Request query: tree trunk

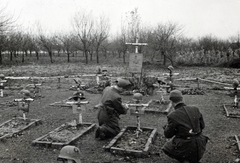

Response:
(104, 51), (107, 59)
(96, 49), (99, 64)
(22, 52), (25, 63)
(0, 52), (2, 64)
(35, 51), (39, 60)
(151, 52), (155, 63)
(67, 52), (70, 62)
(10, 52), (13, 61)
(48, 51), (53, 63)
(84, 51), (88, 64)
(90, 52), (93, 61)
(162, 50), (166, 66)
(123, 52), (126, 64)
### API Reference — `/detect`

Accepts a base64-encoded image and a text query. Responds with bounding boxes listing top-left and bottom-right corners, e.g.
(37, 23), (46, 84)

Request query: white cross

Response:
(0, 80), (7, 97)
(126, 37), (147, 53)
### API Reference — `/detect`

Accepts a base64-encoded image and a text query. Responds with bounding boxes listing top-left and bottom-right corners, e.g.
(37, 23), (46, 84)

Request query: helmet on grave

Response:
(101, 67), (107, 72)
(73, 91), (85, 100)
(133, 93), (143, 101)
(233, 79), (239, 89)
(57, 145), (82, 163)
(0, 74), (5, 80)
(167, 65), (174, 72)
(116, 78), (132, 89)
(20, 89), (31, 97)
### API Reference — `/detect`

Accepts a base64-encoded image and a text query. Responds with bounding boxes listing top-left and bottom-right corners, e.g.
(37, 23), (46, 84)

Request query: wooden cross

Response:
(66, 101), (89, 124)
(127, 99), (152, 138)
(14, 98), (34, 120)
(126, 35), (147, 53)
(0, 79), (7, 97)
(126, 35), (148, 87)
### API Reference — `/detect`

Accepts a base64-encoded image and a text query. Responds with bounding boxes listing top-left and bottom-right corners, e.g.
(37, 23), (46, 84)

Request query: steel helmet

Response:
(101, 67), (107, 72)
(20, 89), (31, 97)
(133, 93), (143, 101)
(58, 145), (81, 163)
(169, 90), (183, 103)
(116, 78), (131, 89)
(167, 65), (174, 72)
(0, 74), (5, 80)
(233, 79), (239, 89)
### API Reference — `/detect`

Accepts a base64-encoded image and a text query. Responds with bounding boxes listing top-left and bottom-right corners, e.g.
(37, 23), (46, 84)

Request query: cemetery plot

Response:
(104, 126), (157, 158)
(234, 135), (240, 152)
(146, 99), (171, 114)
(68, 74), (110, 94)
(223, 104), (240, 118)
(32, 122), (95, 148)
(49, 99), (88, 108)
(0, 117), (41, 140)
(181, 88), (205, 95)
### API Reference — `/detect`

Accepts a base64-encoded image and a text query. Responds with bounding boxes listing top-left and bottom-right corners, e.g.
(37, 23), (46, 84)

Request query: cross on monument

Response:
(126, 35), (148, 73)
(126, 35), (147, 53)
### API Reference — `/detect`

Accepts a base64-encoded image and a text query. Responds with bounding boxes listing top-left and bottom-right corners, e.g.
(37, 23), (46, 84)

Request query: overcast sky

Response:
(1, 0), (240, 40)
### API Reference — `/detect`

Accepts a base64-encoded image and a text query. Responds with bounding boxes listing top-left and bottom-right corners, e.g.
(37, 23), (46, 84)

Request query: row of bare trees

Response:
(1, 7), (239, 66)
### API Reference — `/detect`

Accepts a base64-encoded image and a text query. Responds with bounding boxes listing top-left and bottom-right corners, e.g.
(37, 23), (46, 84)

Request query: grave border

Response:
(104, 126), (158, 158)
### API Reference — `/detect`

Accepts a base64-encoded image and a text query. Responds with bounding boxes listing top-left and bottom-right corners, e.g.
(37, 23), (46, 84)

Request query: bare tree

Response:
(28, 34), (40, 60)
(38, 34), (55, 63)
(20, 32), (32, 62)
(117, 31), (128, 63)
(73, 11), (94, 64)
(100, 39), (110, 59)
(0, 6), (14, 64)
(93, 14), (110, 63)
(57, 33), (75, 62)
(151, 22), (183, 66)
(116, 9), (139, 64)
(7, 31), (22, 61)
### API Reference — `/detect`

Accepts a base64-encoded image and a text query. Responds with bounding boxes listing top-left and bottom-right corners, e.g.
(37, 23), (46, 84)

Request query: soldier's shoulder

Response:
(185, 105), (199, 109)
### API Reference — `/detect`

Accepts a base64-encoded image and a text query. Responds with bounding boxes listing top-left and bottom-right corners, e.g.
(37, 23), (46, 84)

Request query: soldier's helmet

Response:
(116, 78), (132, 89)
(70, 91), (85, 101)
(133, 93), (143, 101)
(101, 67), (107, 72)
(0, 74), (5, 80)
(20, 89), (31, 97)
(57, 145), (82, 163)
(167, 65), (174, 72)
(233, 79), (239, 89)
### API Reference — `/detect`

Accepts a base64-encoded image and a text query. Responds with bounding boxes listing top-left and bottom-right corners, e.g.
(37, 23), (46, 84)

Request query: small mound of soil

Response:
(114, 128), (152, 151)
(181, 88), (205, 95)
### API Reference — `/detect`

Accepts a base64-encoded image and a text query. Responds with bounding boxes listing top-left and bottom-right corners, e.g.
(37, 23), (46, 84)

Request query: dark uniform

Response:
(96, 86), (128, 139)
(162, 102), (208, 163)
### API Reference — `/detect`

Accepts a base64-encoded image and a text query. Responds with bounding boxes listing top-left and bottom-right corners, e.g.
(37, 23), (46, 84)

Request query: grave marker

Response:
(223, 79), (240, 118)
(0, 74), (7, 97)
(127, 93), (152, 138)
(14, 90), (34, 120)
(126, 36), (147, 73)
(126, 35), (147, 89)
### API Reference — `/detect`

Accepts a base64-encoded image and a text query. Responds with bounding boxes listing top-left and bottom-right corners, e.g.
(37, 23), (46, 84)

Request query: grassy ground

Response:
(0, 63), (239, 163)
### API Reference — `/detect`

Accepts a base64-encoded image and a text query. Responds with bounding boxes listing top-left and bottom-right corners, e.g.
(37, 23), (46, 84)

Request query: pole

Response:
(23, 113), (26, 120)
(79, 113), (83, 124)
(0, 83), (3, 97)
(135, 35), (138, 53)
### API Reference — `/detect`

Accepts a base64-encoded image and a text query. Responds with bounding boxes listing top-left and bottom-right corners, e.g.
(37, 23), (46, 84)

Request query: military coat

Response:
(97, 86), (127, 137)
(162, 103), (208, 163)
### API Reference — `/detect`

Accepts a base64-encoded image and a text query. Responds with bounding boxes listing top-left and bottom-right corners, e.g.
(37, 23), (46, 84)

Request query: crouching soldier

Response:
(95, 78), (132, 140)
(57, 145), (82, 163)
(162, 90), (209, 163)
